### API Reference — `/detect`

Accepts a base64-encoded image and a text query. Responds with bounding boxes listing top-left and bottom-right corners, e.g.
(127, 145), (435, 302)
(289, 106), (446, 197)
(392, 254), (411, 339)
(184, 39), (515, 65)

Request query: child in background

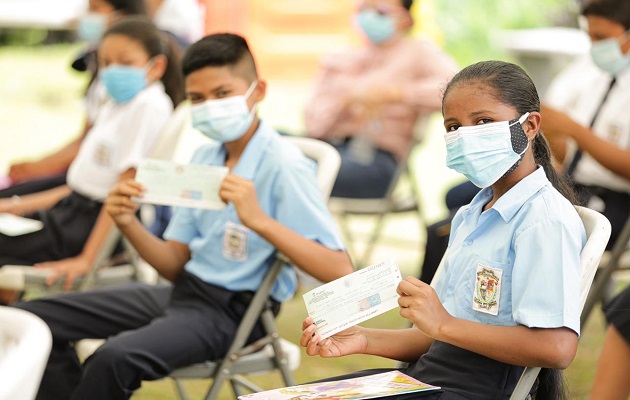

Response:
(1, 0), (148, 194)
(301, 61), (585, 400)
(0, 16), (184, 302)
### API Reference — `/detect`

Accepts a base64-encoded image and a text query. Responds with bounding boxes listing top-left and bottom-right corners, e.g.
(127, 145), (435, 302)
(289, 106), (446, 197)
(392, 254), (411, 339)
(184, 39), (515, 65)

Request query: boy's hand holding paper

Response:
(303, 259), (402, 339)
(134, 159), (228, 210)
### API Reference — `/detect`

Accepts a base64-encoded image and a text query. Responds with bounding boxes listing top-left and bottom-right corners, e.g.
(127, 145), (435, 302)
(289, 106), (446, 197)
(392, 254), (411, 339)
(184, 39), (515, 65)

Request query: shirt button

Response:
(466, 240), (473, 245)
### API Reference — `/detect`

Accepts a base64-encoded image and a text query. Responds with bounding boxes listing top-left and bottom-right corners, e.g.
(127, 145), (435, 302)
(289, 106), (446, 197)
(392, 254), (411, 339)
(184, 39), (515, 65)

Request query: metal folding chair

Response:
(168, 136), (341, 400)
(327, 115), (431, 268)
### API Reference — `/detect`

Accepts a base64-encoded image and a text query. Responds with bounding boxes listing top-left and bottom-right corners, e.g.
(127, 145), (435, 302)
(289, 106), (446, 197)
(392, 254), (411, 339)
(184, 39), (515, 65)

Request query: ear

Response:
(396, 10), (413, 32)
(523, 111), (541, 141)
(251, 79), (267, 104)
(146, 54), (167, 82)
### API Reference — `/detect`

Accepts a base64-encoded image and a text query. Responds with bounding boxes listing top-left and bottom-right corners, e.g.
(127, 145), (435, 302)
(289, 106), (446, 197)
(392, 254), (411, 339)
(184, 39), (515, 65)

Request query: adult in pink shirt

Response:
(305, 0), (457, 198)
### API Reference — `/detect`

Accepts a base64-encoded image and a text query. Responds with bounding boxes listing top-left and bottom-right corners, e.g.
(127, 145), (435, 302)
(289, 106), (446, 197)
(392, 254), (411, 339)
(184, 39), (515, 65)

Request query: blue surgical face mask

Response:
(445, 113), (530, 188)
(355, 9), (396, 44)
(191, 81), (258, 143)
(100, 64), (149, 104)
(590, 33), (630, 76)
(77, 13), (108, 44)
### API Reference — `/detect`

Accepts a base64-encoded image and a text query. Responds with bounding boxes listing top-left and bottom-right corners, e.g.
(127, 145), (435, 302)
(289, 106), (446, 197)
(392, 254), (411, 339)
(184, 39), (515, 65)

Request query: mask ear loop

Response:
(244, 80), (258, 100)
(244, 80), (259, 115)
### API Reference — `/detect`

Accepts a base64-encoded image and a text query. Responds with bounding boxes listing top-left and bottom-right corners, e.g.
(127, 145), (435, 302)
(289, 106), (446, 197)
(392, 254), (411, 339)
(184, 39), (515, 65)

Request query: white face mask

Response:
(444, 113), (530, 188)
(191, 81), (258, 142)
(590, 31), (630, 76)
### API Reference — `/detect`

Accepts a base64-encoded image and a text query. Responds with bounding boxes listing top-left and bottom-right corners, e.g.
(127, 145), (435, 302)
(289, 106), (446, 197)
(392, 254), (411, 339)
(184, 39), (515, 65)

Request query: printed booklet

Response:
(237, 370), (440, 400)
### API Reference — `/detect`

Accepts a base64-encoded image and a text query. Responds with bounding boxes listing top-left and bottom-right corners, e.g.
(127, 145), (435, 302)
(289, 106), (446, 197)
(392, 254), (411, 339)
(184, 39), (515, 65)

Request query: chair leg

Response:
(337, 213), (357, 259)
(359, 213), (386, 267)
(172, 378), (191, 400)
(261, 308), (296, 387)
(204, 365), (232, 400)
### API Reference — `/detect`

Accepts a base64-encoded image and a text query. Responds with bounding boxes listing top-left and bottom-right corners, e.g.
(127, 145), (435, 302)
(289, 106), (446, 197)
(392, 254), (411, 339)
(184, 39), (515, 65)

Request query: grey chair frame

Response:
(170, 253), (295, 400)
(327, 115), (430, 267)
(168, 136), (341, 400)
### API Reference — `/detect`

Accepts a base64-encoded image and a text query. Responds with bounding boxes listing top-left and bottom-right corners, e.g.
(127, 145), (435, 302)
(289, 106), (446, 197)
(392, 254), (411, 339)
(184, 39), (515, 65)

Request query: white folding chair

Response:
(508, 206), (611, 400)
(0, 306), (52, 400)
(0, 101), (192, 294)
(327, 115), (431, 267)
(169, 136), (341, 400)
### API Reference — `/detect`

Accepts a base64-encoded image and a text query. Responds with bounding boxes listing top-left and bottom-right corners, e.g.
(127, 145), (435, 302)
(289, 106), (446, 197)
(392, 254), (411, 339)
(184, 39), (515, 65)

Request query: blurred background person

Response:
(0, 16), (184, 304)
(542, 0), (630, 247)
(144, 0), (204, 48)
(589, 285), (630, 400)
(1, 0), (148, 196)
(304, 0), (457, 199)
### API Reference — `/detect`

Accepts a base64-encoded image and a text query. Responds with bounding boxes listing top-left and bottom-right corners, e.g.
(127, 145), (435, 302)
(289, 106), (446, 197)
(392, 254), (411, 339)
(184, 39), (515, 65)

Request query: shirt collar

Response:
(229, 120), (272, 180)
(468, 166), (550, 222)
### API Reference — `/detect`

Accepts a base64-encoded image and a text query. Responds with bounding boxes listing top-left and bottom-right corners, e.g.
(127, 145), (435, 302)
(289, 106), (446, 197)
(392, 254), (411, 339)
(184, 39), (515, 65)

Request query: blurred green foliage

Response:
(434, 0), (581, 66)
(0, 28), (48, 46)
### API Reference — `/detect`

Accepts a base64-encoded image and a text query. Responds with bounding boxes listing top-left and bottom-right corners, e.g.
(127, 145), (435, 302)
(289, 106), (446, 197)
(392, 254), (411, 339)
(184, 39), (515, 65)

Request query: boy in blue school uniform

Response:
(16, 33), (353, 400)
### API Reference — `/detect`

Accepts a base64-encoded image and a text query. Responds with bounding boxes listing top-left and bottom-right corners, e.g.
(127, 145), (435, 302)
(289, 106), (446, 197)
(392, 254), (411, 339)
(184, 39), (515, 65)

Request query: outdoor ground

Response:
(0, 43), (626, 400)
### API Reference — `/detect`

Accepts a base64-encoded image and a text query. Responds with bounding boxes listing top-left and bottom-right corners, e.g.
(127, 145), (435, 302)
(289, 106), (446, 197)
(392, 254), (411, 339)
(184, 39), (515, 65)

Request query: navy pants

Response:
(0, 191), (102, 266)
(15, 271), (278, 400)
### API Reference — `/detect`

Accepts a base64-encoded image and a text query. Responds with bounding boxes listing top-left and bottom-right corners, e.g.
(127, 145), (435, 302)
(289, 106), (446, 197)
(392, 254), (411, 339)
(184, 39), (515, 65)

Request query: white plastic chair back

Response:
(0, 306), (52, 400)
(508, 206), (611, 400)
(282, 136), (341, 200)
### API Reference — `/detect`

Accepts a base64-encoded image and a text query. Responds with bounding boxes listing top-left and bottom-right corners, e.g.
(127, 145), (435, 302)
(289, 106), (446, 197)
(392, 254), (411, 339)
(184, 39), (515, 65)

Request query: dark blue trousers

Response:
(15, 271), (277, 400)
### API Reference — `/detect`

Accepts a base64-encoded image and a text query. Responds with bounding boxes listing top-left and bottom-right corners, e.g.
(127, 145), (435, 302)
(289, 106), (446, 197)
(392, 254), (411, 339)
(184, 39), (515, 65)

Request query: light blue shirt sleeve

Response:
(272, 156), (345, 251)
(512, 217), (582, 335)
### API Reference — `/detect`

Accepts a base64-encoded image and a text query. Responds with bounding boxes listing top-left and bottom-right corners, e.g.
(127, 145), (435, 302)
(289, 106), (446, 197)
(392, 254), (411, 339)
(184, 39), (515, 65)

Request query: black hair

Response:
(181, 33), (258, 81)
(443, 61), (574, 399)
(442, 60), (577, 205)
(106, 0), (147, 15)
(103, 16), (185, 106)
(582, 0), (630, 31)
(402, 0), (414, 11)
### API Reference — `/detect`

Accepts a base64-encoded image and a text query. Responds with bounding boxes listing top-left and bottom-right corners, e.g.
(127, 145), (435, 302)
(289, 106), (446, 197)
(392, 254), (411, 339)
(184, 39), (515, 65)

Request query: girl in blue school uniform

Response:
(0, 16), (184, 301)
(301, 60), (586, 400)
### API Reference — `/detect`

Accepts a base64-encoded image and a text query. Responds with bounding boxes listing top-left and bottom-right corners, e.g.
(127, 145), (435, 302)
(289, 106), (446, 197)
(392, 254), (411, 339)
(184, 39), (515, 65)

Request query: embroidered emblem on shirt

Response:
(94, 142), (112, 166)
(607, 123), (621, 144)
(473, 264), (502, 316)
(223, 221), (248, 261)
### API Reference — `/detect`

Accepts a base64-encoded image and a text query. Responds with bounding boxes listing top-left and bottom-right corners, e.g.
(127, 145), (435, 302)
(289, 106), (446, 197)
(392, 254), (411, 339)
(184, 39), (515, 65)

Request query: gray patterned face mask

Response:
(500, 113), (531, 179)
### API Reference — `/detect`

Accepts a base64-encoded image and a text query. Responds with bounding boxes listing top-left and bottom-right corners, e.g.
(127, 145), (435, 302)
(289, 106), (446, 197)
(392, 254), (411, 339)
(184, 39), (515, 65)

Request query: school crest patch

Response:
(223, 221), (249, 261)
(472, 264), (502, 316)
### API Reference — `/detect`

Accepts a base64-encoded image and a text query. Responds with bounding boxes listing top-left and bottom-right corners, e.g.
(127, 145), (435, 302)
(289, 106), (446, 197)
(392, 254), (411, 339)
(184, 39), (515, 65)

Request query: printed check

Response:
(303, 259), (403, 339)
(135, 159), (228, 210)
